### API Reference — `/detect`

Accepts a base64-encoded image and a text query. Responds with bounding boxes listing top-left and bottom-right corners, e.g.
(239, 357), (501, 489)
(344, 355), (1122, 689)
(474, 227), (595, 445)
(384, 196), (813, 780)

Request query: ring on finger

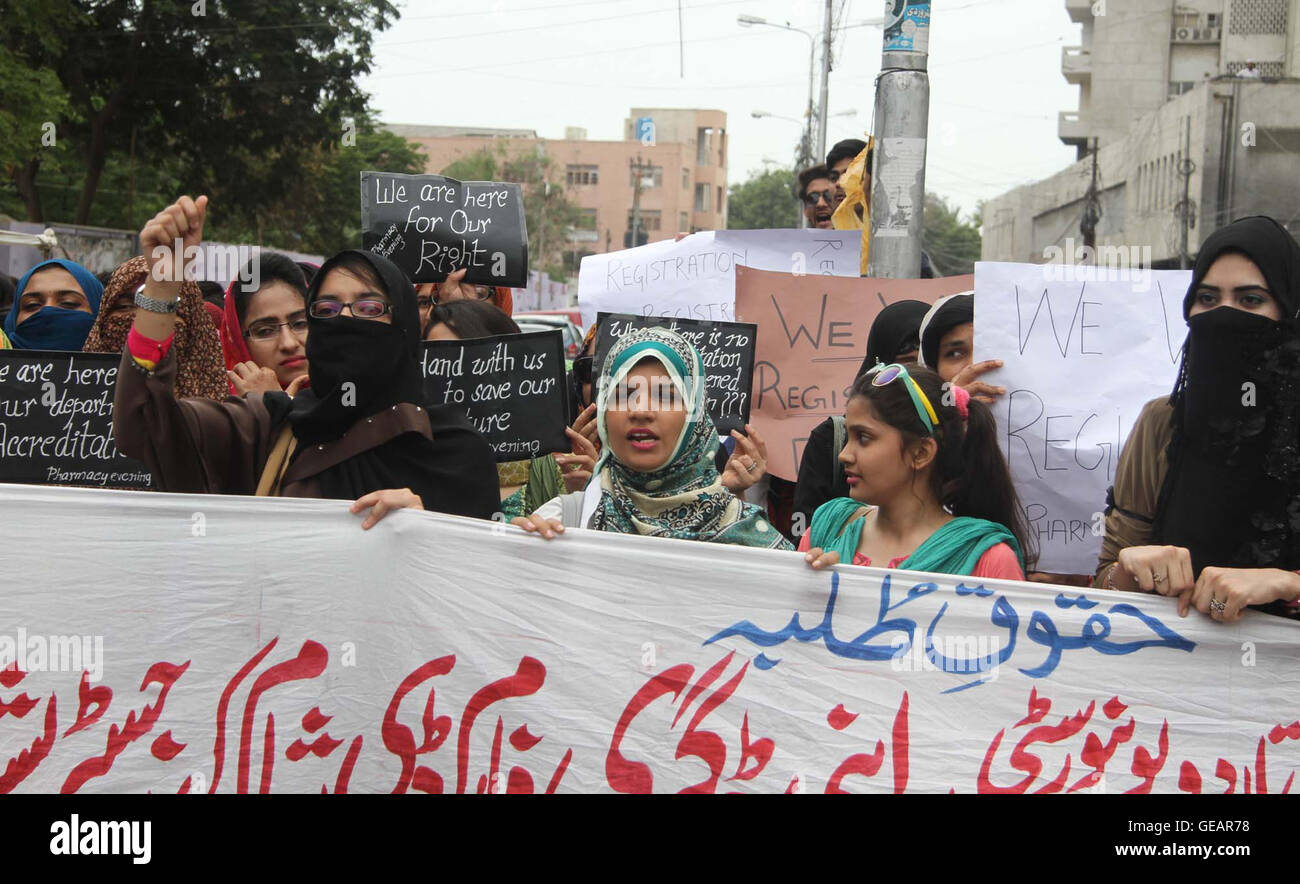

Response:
(1152, 571), (1167, 583)
(1209, 596), (1226, 614)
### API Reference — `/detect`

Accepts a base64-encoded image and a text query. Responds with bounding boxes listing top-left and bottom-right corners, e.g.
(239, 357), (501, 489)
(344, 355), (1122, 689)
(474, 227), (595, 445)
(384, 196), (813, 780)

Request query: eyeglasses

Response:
(308, 298), (392, 319)
(244, 316), (309, 342)
(802, 189), (834, 206)
(472, 286), (495, 301)
(573, 355), (593, 385)
(416, 295), (434, 311)
(866, 362), (939, 435)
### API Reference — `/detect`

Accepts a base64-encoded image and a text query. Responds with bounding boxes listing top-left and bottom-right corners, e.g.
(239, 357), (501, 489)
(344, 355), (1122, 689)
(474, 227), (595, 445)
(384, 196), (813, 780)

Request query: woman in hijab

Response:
(219, 252), (310, 396)
(114, 195), (500, 526)
(4, 258), (105, 351)
(793, 299), (931, 536)
(916, 291), (1007, 403)
(512, 326), (792, 550)
(83, 256), (228, 400)
(1098, 216), (1300, 622)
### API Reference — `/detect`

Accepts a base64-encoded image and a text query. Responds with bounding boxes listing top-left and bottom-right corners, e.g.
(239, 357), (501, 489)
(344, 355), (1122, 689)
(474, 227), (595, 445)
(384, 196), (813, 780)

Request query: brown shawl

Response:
(84, 256), (228, 401)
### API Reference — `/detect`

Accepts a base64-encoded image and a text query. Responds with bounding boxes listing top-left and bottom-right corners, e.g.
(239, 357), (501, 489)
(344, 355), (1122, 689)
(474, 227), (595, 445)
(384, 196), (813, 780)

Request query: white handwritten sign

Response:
(975, 262), (1192, 574)
(577, 229), (861, 330)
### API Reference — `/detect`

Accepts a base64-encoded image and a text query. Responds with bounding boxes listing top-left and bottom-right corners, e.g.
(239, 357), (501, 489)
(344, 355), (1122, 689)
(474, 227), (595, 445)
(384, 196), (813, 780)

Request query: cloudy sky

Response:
(364, 0), (1083, 218)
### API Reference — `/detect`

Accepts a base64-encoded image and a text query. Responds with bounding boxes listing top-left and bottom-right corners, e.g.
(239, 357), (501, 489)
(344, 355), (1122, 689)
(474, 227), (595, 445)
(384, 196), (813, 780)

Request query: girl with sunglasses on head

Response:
(1097, 216), (1300, 623)
(512, 326), (792, 550)
(802, 361), (1036, 579)
(114, 195), (500, 527)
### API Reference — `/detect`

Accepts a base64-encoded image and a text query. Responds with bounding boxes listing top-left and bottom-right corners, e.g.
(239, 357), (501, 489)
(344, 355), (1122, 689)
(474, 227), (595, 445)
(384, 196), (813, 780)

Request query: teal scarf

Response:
(589, 326), (791, 551)
(808, 497), (1024, 575)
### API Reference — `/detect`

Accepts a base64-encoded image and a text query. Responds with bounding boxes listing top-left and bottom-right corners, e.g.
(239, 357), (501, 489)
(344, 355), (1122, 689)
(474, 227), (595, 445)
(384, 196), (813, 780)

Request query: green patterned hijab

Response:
(591, 327), (791, 550)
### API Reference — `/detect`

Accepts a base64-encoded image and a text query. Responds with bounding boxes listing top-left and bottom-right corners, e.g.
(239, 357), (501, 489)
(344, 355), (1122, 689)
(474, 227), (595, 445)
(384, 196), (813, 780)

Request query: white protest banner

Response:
(2, 484), (1296, 793)
(577, 229), (861, 330)
(975, 262), (1192, 575)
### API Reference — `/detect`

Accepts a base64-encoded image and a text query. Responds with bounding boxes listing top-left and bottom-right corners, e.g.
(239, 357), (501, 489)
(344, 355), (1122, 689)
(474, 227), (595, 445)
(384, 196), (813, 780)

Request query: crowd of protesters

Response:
(2, 138), (1299, 626)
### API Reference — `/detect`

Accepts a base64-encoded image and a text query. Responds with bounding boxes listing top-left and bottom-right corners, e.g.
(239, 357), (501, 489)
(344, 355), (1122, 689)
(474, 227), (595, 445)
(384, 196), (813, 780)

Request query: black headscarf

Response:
(267, 249), (499, 519)
(918, 291), (974, 371)
(1153, 216), (1300, 594)
(859, 299), (930, 377)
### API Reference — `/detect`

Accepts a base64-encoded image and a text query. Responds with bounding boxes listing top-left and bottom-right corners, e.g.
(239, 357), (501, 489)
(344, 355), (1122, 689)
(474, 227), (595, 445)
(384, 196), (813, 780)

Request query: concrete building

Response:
(391, 109), (728, 274)
(983, 0), (1300, 266)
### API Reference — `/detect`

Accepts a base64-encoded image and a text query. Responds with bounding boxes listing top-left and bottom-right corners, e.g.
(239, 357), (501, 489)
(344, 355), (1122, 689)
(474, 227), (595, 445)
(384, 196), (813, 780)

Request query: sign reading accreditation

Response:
(420, 329), (568, 462)
(360, 170), (529, 288)
(593, 313), (757, 434)
(0, 350), (151, 489)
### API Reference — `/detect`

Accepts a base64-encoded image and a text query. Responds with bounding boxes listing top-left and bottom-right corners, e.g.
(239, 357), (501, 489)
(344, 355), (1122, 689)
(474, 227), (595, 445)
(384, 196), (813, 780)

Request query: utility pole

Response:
(629, 155), (647, 248)
(1176, 116), (1197, 269)
(1081, 138), (1101, 256)
(816, 0), (834, 162)
(868, 0), (932, 278)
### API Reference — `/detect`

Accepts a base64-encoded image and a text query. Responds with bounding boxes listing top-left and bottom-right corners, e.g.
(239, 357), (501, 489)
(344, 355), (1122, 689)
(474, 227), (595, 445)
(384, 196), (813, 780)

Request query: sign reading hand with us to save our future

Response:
(360, 170), (529, 288)
(419, 329), (569, 463)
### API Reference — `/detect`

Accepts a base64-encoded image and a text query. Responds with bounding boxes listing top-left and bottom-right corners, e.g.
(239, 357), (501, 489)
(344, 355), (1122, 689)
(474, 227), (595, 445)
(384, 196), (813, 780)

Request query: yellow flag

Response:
(831, 135), (873, 274)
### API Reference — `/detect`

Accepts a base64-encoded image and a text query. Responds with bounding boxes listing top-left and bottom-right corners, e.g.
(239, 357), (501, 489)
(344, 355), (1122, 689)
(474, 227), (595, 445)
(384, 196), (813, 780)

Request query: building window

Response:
(694, 183), (711, 212)
(681, 168), (690, 189)
(679, 212), (689, 232)
(574, 208), (597, 230)
(566, 164), (599, 186)
(1168, 81), (1195, 97)
(626, 209), (662, 231)
(716, 185), (723, 216)
(1206, 12), (1221, 27)
(629, 164), (663, 188)
(1228, 0), (1288, 35)
(697, 127), (712, 166)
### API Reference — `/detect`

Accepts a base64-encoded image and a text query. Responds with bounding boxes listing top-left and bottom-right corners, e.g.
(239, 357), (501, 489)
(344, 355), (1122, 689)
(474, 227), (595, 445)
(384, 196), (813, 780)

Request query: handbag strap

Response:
(255, 424), (299, 497)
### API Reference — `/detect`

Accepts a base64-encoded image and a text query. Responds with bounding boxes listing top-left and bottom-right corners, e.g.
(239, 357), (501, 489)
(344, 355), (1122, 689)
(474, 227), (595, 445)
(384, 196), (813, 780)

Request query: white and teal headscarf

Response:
(588, 327), (790, 550)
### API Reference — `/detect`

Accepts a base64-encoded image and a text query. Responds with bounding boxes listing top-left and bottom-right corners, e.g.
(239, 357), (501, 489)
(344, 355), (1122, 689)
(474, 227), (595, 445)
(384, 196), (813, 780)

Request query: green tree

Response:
(442, 145), (581, 281)
(204, 119), (425, 255)
(726, 167), (800, 230)
(3, 0), (398, 225)
(922, 192), (982, 275)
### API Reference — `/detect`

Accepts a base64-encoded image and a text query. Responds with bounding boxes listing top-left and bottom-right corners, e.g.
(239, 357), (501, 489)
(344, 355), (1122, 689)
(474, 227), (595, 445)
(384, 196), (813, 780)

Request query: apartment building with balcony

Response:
(389, 109), (728, 274)
(982, 0), (1300, 266)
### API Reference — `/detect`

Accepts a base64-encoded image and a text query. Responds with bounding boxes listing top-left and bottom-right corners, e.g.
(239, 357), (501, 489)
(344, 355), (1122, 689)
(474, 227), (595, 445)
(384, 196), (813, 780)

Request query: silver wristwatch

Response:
(134, 287), (181, 314)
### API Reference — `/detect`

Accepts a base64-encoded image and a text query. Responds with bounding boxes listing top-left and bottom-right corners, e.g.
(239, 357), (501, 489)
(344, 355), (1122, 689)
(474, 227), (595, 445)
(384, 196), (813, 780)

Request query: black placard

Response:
(361, 170), (529, 287)
(0, 350), (152, 489)
(593, 313), (757, 434)
(419, 330), (568, 462)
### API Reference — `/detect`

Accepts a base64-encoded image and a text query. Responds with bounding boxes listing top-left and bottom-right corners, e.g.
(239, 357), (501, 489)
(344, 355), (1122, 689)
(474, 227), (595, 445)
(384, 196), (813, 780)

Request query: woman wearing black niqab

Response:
(115, 195), (500, 524)
(1097, 215), (1300, 622)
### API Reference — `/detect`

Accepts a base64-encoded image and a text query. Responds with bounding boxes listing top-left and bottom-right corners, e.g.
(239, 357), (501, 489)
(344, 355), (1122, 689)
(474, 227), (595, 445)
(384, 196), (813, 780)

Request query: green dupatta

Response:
(808, 496), (1024, 576)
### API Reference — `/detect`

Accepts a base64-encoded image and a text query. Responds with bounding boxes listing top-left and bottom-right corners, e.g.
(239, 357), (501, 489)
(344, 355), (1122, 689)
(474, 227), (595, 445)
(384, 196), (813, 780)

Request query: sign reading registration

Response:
(360, 170), (529, 288)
